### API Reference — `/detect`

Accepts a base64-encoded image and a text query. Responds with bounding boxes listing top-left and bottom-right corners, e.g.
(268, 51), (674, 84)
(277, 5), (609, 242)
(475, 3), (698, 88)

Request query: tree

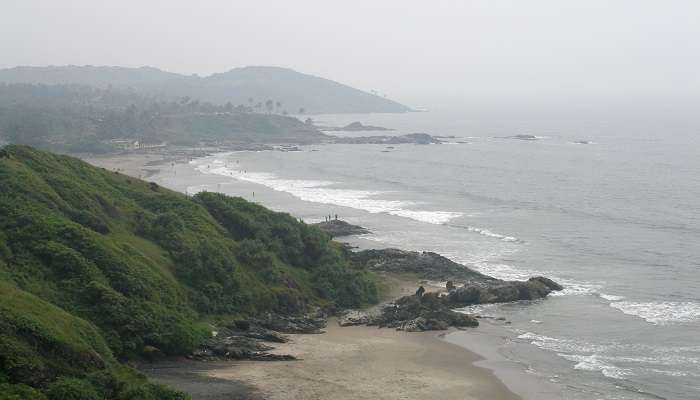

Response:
(298, 107), (305, 115)
(254, 102), (262, 112)
(265, 99), (274, 114)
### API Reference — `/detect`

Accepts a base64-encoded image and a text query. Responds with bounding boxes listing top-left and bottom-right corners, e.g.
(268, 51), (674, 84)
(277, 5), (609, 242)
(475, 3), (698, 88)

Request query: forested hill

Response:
(0, 83), (327, 153)
(0, 145), (378, 399)
(0, 65), (412, 114)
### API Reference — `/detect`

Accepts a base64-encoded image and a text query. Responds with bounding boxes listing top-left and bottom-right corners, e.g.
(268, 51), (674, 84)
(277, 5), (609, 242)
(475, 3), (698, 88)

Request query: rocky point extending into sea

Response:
(187, 220), (563, 362)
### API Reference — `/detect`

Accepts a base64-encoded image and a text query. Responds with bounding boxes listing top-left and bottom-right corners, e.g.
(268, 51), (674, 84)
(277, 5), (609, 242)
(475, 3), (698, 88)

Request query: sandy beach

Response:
(143, 319), (519, 400)
(213, 321), (518, 400)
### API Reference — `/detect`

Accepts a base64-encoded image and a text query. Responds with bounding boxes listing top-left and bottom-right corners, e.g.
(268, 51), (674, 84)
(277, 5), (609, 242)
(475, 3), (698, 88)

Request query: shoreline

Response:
(86, 150), (558, 400)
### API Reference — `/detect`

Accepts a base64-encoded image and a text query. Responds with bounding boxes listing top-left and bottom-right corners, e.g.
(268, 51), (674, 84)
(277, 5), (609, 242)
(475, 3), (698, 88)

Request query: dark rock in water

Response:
(350, 248), (494, 283)
(329, 133), (441, 145)
(313, 219), (370, 237)
(446, 276), (563, 306)
(574, 140), (592, 145)
(350, 249), (562, 302)
(530, 276), (564, 291)
(365, 276), (563, 332)
(344, 248), (563, 332)
(500, 134), (539, 140)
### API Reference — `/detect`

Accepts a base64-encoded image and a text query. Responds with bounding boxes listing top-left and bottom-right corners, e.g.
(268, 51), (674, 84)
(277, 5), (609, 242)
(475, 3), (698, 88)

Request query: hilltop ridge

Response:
(0, 65), (412, 114)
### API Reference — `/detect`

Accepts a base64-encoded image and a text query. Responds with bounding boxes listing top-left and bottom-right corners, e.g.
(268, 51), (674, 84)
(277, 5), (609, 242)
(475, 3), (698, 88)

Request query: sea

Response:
(155, 105), (700, 400)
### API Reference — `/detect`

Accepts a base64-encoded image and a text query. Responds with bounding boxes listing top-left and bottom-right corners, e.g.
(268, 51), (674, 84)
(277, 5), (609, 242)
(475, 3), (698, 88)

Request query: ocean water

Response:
(157, 107), (700, 400)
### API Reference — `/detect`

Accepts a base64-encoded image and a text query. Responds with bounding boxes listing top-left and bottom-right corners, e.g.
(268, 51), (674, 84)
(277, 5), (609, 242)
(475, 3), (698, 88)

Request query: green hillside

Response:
(0, 65), (412, 114)
(0, 145), (378, 399)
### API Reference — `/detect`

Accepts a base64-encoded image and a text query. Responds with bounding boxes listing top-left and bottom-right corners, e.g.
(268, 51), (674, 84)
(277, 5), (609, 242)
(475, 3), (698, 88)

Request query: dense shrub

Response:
(0, 145), (378, 398)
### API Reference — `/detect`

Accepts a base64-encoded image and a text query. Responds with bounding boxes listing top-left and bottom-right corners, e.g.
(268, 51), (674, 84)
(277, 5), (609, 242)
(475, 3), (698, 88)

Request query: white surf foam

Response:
(557, 354), (630, 379)
(465, 225), (520, 242)
(599, 293), (626, 301)
(194, 161), (464, 225)
(609, 301), (700, 325)
(516, 331), (700, 381)
(389, 209), (464, 225)
(517, 332), (630, 379)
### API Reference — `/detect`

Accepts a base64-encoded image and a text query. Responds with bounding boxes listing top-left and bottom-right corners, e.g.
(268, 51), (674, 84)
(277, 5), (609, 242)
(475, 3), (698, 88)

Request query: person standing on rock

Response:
(415, 286), (425, 297)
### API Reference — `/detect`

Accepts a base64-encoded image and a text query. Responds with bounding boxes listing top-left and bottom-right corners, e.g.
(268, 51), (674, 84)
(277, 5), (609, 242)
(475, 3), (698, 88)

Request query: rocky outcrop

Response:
(191, 313), (326, 361)
(330, 133), (441, 145)
(446, 276), (563, 306)
(500, 134), (539, 140)
(313, 220), (370, 237)
(347, 276), (562, 332)
(341, 247), (563, 332)
(377, 292), (479, 331)
(350, 248), (495, 283)
(338, 309), (379, 327)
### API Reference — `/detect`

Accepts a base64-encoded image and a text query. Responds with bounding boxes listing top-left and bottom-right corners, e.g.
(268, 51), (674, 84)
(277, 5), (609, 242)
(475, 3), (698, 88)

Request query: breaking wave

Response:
(609, 301), (700, 325)
(193, 160), (463, 225)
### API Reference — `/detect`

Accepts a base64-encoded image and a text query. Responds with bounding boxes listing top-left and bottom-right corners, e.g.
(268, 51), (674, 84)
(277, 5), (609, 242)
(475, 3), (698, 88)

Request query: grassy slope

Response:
(0, 145), (378, 399)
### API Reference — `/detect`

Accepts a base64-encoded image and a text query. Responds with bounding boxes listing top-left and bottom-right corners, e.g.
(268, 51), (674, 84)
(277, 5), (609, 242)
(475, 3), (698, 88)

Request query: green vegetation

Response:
(0, 145), (378, 398)
(0, 83), (326, 152)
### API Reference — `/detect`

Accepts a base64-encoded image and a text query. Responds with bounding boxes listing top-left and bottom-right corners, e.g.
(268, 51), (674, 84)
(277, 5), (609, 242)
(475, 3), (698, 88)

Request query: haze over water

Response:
(159, 107), (700, 400)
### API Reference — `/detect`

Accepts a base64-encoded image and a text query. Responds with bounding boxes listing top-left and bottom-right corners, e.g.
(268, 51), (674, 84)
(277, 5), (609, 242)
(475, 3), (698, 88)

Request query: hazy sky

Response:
(2, 0), (699, 107)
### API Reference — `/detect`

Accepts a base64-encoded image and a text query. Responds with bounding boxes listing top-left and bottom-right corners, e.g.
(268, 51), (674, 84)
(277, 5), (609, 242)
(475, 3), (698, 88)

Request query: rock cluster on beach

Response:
(191, 313), (327, 361)
(369, 292), (479, 331)
(339, 276), (562, 332)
